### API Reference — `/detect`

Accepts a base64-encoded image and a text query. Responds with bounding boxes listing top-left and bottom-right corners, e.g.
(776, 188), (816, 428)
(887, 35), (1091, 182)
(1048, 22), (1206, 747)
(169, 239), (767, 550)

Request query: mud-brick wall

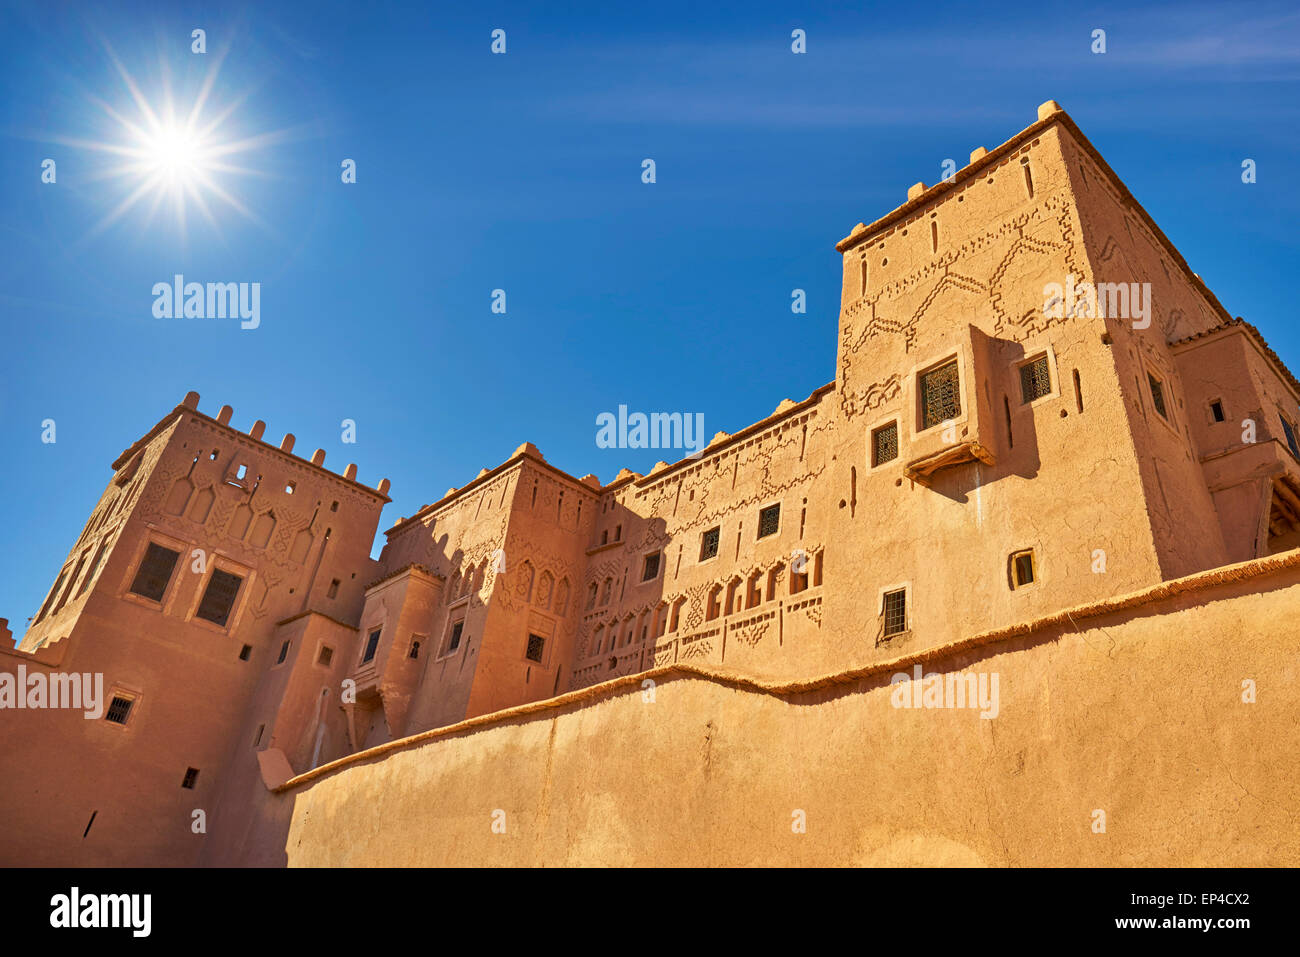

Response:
(267, 561), (1300, 867)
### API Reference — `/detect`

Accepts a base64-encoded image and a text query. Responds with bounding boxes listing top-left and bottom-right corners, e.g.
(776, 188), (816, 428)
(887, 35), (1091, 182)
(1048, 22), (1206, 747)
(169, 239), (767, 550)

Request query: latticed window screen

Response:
(642, 553), (661, 581)
(1148, 373), (1168, 418)
(1020, 355), (1051, 403)
(920, 360), (961, 430)
(700, 527), (720, 560)
(758, 504), (781, 538)
(525, 634), (546, 663)
(872, 422), (899, 466)
(129, 543), (180, 602)
(105, 696), (133, 725)
(1280, 415), (1300, 459)
(196, 569), (243, 626)
(882, 589), (907, 636)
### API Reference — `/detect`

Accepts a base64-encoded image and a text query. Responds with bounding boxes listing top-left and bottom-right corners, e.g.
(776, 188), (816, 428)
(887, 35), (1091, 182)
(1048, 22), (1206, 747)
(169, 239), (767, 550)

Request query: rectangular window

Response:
(882, 589), (907, 637)
(525, 633), (545, 663)
(129, 543), (181, 603)
(361, 628), (381, 663)
(1010, 549), (1036, 589)
(699, 526), (720, 561)
(758, 504), (781, 539)
(276, 640), (290, 664)
(195, 569), (243, 626)
(181, 767), (199, 790)
(1148, 373), (1168, 419)
(1020, 355), (1051, 403)
(1210, 400), (1225, 423)
(239, 644), (252, 661)
(871, 422), (898, 466)
(105, 695), (134, 725)
(642, 553), (661, 581)
(317, 645), (334, 667)
(920, 359), (961, 430)
(1280, 414), (1300, 459)
(448, 620), (464, 653)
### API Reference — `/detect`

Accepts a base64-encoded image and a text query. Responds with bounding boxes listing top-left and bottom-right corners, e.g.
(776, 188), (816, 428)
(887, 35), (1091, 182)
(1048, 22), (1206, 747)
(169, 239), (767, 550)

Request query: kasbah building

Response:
(3, 101), (1299, 868)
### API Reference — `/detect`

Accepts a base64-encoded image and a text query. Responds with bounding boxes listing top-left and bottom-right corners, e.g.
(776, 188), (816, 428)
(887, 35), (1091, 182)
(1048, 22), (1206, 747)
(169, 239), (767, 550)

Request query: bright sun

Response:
(55, 43), (284, 239)
(146, 126), (206, 180)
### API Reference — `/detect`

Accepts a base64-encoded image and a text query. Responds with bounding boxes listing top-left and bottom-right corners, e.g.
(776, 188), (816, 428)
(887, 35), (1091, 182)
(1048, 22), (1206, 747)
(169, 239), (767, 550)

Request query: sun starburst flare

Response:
(52, 42), (291, 242)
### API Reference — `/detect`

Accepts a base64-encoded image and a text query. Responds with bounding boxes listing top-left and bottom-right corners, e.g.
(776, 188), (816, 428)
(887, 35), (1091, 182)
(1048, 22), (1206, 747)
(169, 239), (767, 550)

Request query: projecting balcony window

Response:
(700, 526), (720, 561)
(920, 359), (961, 430)
(757, 504), (781, 539)
(195, 569), (243, 627)
(1020, 355), (1051, 403)
(871, 422), (899, 466)
(882, 588), (908, 638)
(1148, 373), (1168, 419)
(129, 543), (181, 603)
(361, 628), (381, 664)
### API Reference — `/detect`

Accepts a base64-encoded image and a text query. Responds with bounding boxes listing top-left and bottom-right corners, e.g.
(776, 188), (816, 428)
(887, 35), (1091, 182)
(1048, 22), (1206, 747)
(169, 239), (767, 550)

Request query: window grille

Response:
(920, 361), (961, 430)
(882, 589), (907, 637)
(872, 422), (898, 466)
(1020, 356), (1051, 403)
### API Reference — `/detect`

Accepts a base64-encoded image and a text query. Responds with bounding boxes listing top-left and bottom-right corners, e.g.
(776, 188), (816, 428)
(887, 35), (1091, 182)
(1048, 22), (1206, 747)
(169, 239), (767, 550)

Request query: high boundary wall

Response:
(216, 550), (1300, 867)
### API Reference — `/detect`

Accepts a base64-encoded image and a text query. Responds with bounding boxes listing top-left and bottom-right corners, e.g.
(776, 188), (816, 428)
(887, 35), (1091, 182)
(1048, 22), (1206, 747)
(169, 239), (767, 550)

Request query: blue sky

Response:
(2, 0), (1298, 637)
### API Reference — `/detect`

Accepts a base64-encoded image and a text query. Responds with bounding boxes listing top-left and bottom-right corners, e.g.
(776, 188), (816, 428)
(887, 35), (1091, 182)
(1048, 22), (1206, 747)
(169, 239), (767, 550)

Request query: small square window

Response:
(129, 543), (181, 603)
(105, 695), (134, 725)
(181, 767), (199, 790)
(238, 644), (252, 661)
(758, 504), (781, 539)
(276, 640), (290, 664)
(330, 501), (339, 512)
(871, 422), (898, 466)
(448, 620), (464, 653)
(1210, 400), (1225, 423)
(700, 527), (720, 561)
(1148, 373), (1168, 419)
(1020, 355), (1051, 403)
(882, 589), (907, 637)
(361, 628), (381, 663)
(317, 645), (334, 667)
(1010, 549), (1036, 589)
(525, 633), (545, 663)
(920, 359), (961, 430)
(285, 482), (296, 495)
(195, 569), (243, 627)
(642, 553), (661, 581)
